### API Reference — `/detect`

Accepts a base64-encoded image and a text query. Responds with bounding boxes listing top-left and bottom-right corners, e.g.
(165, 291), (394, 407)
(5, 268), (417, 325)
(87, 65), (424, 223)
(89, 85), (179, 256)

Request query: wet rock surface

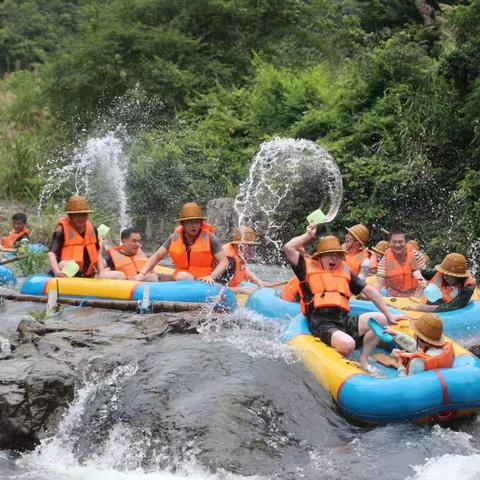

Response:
(0, 302), (201, 450)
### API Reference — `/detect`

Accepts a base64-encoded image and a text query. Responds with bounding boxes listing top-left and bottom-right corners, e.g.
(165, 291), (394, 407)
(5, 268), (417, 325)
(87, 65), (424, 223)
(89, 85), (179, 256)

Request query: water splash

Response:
(39, 132), (131, 230)
(0, 336), (11, 354)
(234, 138), (342, 262)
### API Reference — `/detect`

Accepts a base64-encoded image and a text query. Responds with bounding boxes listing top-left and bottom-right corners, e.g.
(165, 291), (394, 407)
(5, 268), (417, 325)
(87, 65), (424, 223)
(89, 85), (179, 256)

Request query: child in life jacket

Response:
(384, 313), (454, 376)
(1, 212), (29, 251)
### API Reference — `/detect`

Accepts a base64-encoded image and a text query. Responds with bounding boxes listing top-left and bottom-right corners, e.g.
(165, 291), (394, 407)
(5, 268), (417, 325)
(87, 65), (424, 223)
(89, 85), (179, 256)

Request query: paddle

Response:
(373, 352), (399, 368)
(0, 254), (30, 266)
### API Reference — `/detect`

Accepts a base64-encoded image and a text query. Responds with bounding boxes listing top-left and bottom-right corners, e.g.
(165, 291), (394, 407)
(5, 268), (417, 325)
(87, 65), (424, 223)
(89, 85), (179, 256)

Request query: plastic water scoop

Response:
(61, 260), (79, 278)
(97, 224), (110, 238)
(307, 208), (326, 225)
(423, 283), (442, 303)
(367, 318), (394, 344)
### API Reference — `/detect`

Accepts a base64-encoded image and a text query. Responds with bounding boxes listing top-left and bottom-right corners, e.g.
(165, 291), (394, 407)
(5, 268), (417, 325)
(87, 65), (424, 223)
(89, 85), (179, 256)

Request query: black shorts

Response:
(307, 312), (362, 347)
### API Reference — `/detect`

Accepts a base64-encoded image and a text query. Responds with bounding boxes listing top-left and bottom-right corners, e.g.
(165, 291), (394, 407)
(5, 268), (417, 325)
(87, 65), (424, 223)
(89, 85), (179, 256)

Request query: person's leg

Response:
(357, 312), (389, 366)
(101, 270), (126, 280)
(175, 271), (195, 281)
(330, 330), (356, 357)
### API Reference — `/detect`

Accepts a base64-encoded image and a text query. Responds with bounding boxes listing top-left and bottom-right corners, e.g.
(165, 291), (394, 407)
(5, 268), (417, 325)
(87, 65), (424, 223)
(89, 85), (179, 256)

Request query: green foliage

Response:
(10, 249), (48, 277)
(0, 70), (58, 201)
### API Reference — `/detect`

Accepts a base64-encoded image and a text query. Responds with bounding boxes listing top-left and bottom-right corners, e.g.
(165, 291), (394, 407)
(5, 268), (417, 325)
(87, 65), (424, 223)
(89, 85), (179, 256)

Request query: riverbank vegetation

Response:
(0, 0), (479, 260)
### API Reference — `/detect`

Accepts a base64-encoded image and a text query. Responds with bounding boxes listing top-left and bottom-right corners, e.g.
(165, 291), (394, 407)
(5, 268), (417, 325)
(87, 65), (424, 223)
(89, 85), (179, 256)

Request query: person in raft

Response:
(374, 228), (427, 297)
(383, 313), (454, 376)
(403, 253), (476, 313)
(342, 223), (370, 279)
(284, 223), (408, 368)
(134, 202), (228, 285)
(368, 240), (388, 275)
(104, 227), (167, 281)
(219, 227), (266, 294)
(1, 212), (30, 251)
(47, 195), (105, 278)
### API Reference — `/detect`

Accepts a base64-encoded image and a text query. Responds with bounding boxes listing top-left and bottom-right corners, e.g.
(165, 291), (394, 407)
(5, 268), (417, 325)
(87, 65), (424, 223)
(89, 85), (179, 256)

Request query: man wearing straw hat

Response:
(284, 224), (408, 368)
(403, 253), (476, 313)
(343, 223), (370, 279)
(220, 226), (266, 293)
(135, 202), (228, 285)
(48, 195), (105, 278)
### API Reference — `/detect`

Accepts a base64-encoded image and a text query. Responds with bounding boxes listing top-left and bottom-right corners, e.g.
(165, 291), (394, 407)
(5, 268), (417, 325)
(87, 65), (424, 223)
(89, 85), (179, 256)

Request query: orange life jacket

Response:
(300, 257), (352, 315)
(223, 243), (249, 287)
(398, 342), (455, 374)
(2, 227), (30, 249)
(107, 245), (148, 278)
(421, 272), (477, 304)
(383, 245), (419, 297)
(168, 223), (216, 279)
(56, 217), (99, 277)
(281, 276), (301, 303)
(345, 248), (369, 276)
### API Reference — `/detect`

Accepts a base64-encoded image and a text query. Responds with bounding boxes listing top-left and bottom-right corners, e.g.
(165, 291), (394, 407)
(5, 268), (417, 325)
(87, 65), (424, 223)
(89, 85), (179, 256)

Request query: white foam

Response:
(408, 453), (480, 480)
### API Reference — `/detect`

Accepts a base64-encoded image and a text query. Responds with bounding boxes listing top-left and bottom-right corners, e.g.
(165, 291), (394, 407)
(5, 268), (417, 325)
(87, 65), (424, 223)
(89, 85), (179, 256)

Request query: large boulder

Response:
(207, 197), (238, 242)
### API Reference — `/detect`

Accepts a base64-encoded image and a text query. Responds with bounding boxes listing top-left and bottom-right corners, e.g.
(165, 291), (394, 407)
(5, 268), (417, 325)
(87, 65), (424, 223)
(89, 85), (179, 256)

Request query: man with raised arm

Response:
(284, 224), (408, 368)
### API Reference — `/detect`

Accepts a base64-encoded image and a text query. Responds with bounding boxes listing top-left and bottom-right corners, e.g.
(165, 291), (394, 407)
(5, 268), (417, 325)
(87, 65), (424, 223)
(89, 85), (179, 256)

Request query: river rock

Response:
(0, 304), (201, 450)
(207, 197), (238, 242)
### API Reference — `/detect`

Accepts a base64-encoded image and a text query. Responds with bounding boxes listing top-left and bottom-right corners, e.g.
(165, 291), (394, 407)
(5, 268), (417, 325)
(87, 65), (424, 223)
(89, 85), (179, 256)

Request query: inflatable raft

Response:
(246, 288), (480, 425)
(20, 275), (237, 312)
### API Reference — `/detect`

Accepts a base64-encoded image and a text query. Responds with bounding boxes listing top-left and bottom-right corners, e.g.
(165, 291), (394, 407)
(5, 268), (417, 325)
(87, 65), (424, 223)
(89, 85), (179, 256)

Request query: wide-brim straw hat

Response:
(231, 227), (259, 244)
(409, 314), (445, 347)
(65, 195), (93, 214)
(370, 240), (389, 256)
(176, 202), (206, 222)
(435, 252), (471, 278)
(345, 224), (369, 246)
(313, 235), (346, 258)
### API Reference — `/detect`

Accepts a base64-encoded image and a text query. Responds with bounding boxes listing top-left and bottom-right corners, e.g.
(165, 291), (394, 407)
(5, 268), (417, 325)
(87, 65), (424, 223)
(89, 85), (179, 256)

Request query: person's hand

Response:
(388, 313), (410, 324)
(54, 270), (67, 278)
(403, 304), (420, 311)
(97, 271), (107, 280)
(306, 223), (317, 240)
(199, 275), (215, 286)
(383, 326), (398, 336)
(417, 279), (428, 289)
(134, 272), (145, 282)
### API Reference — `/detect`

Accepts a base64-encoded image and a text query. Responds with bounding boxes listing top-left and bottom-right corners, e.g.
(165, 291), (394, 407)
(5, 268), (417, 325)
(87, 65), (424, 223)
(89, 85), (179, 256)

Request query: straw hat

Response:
(345, 224), (369, 246)
(409, 314), (445, 347)
(65, 195), (92, 214)
(176, 202), (206, 222)
(435, 253), (471, 278)
(313, 236), (346, 258)
(231, 227), (259, 245)
(371, 240), (389, 256)
(408, 239), (421, 251)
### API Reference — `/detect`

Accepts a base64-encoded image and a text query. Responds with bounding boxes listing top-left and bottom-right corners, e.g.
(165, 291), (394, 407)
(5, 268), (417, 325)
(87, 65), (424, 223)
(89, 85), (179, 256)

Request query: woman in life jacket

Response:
(342, 223), (370, 279)
(220, 227), (266, 294)
(384, 313), (455, 376)
(135, 202), (228, 285)
(403, 253), (476, 313)
(47, 196), (105, 278)
(284, 223), (409, 368)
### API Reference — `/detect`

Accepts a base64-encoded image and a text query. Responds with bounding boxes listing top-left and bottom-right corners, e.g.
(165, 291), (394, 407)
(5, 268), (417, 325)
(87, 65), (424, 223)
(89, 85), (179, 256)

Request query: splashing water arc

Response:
(234, 138), (343, 260)
(39, 132), (131, 230)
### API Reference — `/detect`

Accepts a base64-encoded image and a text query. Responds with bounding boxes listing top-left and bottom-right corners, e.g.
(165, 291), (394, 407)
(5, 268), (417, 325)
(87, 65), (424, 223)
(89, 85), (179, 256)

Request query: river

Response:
(1, 266), (480, 480)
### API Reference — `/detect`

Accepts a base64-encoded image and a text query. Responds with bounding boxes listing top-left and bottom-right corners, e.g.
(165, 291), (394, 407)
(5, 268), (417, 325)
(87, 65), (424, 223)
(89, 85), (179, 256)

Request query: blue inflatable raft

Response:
(246, 288), (480, 425)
